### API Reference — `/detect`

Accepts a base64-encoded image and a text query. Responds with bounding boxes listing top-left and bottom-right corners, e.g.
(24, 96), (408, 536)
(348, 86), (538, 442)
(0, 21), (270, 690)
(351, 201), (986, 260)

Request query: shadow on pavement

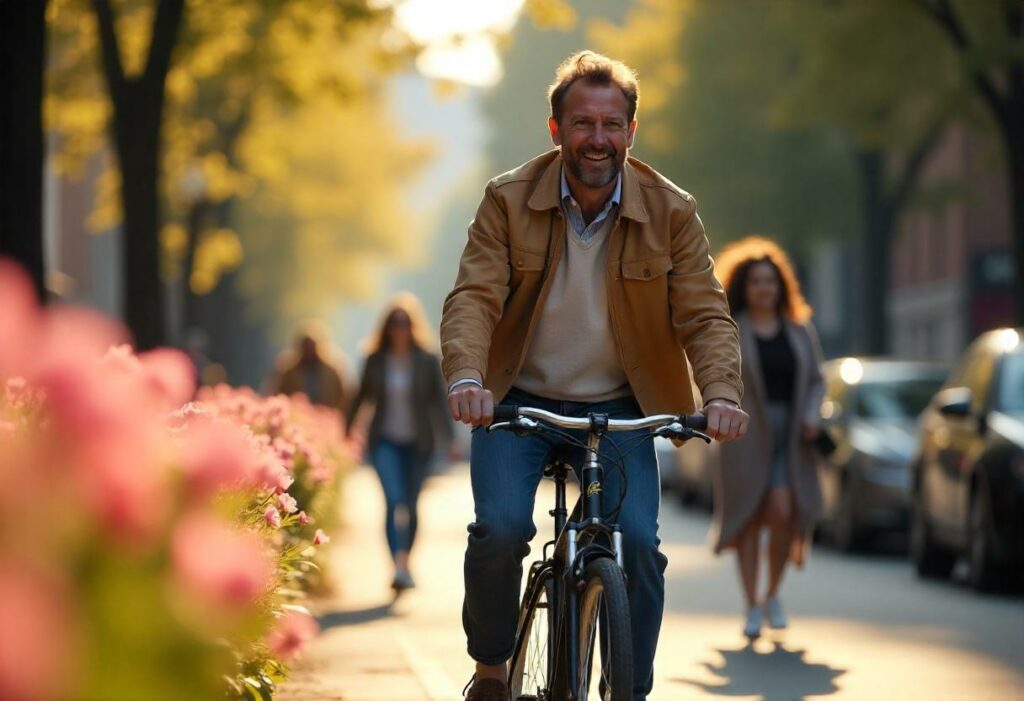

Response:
(317, 603), (396, 630)
(672, 641), (846, 701)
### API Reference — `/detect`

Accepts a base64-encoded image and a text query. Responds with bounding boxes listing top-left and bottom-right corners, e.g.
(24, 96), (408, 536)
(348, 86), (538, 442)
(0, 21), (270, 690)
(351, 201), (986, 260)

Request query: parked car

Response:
(910, 328), (1024, 591)
(817, 358), (948, 550)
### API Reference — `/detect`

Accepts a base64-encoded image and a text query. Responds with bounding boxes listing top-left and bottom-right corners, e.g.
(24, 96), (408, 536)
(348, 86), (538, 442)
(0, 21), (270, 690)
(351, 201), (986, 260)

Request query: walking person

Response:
(442, 51), (748, 701)
(347, 293), (454, 593)
(270, 320), (350, 412)
(710, 236), (825, 640)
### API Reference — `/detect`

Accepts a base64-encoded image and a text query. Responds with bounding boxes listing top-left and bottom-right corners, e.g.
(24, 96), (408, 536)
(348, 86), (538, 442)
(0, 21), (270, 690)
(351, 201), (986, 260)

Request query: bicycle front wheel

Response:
(577, 558), (633, 701)
(508, 572), (558, 700)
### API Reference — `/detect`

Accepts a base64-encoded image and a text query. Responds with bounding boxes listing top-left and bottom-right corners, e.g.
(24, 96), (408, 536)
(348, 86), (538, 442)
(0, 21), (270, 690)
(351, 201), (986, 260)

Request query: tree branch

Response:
(90, 0), (126, 97)
(142, 0), (185, 88)
(912, 0), (1010, 125)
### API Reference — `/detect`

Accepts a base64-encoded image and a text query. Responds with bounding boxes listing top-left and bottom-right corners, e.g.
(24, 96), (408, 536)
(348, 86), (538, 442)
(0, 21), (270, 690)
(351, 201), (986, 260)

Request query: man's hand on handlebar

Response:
(448, 383), (494, 427)
(703, 399), (749, 442)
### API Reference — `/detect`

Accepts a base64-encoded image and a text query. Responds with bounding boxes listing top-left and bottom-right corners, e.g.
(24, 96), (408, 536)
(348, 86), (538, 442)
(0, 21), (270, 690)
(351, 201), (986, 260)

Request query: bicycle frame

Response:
(528, 422), (624, 700)
(500, 406), (708, 700)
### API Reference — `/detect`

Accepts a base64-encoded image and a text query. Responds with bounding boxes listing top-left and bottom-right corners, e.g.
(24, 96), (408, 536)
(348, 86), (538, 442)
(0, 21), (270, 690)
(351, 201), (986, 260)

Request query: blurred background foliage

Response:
(4, 0), (1018, 385)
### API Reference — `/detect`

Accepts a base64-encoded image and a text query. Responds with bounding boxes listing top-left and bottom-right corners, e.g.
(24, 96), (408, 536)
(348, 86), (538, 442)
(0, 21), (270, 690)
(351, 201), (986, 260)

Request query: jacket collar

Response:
(527, 151), (650, 223)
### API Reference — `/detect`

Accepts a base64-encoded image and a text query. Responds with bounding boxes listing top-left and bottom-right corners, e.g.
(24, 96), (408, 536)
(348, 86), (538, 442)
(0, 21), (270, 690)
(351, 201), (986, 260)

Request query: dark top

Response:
(346, 347), (454, 457)
(756, 327), (796, 403)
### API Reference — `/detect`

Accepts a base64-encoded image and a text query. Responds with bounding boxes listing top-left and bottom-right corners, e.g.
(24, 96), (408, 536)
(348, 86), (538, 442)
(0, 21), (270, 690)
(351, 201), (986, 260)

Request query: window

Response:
(996, 351), (1024, 414)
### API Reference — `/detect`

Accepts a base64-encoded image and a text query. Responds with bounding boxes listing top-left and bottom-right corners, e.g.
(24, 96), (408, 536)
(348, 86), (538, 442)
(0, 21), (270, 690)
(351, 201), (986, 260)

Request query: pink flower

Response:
(298, 511), (312, 526)
(313, 529), (330, 545)
(255, 457), (294, 494)
(265, 506), (282, 528)
(0, 563), (77, 701)
(172, 511), (275, 607)
(178, 418), (260, 499)
(73, 429), (170, 546)
(138, 348), (196, 409)
(277, 492), (298, 514)
(264, 609), (318, 660)
(0, 259), (42, 380)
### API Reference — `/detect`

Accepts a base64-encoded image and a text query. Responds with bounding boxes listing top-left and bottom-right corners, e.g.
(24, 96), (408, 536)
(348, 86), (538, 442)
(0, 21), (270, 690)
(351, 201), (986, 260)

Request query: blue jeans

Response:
(463, 388), (668, 700)
(370, 439), (429, 559)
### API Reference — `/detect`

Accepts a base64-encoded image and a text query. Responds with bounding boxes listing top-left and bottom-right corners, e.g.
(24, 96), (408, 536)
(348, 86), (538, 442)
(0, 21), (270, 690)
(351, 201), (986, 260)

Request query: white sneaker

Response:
(764, 595), (787, 629)
(743, 605), (762, 639)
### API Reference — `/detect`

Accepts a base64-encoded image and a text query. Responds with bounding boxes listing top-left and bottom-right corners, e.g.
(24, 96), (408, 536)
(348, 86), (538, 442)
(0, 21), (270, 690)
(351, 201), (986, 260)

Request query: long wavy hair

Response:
(363, 292), (434, 355)
(715, 236), (813, 323)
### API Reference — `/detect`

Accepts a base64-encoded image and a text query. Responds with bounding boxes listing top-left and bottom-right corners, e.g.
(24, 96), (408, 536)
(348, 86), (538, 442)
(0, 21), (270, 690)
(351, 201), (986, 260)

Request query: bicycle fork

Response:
(564, 430), (626, 699)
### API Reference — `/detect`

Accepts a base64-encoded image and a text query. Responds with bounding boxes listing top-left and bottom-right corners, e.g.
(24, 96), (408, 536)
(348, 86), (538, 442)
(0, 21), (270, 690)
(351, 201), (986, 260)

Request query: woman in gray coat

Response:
(347, 293), (454, 593)
(711, 237), (825, 639)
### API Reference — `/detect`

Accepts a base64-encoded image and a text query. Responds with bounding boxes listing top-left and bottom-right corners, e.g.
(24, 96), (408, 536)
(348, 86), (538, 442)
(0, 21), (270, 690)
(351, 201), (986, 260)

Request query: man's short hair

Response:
(548, 50), (640, 124)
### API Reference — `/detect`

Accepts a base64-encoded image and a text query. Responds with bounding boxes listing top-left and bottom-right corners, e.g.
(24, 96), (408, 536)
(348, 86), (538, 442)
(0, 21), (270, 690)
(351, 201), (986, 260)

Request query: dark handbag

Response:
(812, 428), (838, 457)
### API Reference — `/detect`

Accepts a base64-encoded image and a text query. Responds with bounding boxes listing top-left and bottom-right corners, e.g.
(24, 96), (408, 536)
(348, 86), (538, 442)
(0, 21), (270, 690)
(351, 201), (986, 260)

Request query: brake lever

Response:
(655, 423), (713, 444)
(487, 417), (541, 436)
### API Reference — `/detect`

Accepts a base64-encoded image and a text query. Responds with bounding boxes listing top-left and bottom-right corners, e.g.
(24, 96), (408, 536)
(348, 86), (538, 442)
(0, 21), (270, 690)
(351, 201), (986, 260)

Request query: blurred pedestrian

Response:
(347, 293), (453, 593)
(710, 236), (825, 640)
(270, 320), (350, 413)
(183, 326), (226, 389)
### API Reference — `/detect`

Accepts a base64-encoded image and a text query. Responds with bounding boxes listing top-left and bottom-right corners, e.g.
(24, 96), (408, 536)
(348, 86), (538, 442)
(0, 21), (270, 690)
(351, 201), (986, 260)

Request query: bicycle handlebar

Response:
(491, 404), (707, 433)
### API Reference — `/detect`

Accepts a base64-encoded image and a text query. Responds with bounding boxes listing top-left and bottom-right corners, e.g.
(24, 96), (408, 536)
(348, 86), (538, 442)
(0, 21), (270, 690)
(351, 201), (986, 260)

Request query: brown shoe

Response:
(464, 676), (507, 701)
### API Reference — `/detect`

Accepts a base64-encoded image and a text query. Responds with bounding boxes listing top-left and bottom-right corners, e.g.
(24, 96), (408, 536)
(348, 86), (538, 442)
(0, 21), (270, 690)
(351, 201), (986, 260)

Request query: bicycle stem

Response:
(582, 431), (603, 523)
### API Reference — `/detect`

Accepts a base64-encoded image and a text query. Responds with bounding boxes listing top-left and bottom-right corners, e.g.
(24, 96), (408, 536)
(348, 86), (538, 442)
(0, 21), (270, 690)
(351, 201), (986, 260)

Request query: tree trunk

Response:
(0, 0), (47, 301)
(858, 150), (895, 355)
(92, 0), (184, 350)
(114, 101), (165, 349)
(1010, 133), (1024, 326)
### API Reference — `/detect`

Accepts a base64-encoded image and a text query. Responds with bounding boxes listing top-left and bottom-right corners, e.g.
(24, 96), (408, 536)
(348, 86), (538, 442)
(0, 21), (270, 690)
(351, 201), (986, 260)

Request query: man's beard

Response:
(563, 142), (624, 188)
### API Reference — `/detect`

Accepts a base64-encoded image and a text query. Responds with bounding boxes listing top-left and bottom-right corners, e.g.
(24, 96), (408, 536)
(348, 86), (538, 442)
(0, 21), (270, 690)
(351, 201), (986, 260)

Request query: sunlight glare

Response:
(388, 0), (526, 86)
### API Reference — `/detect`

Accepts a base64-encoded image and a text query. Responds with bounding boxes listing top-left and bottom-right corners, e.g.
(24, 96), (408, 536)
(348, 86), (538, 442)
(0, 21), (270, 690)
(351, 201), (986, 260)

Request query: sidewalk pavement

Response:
(278, 464), (476, 701)
(279, 463), (1024, 701)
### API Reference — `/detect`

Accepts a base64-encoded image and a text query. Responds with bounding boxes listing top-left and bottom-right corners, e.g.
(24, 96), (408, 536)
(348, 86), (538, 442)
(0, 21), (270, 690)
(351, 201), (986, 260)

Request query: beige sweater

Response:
(515, 190), (630, 402)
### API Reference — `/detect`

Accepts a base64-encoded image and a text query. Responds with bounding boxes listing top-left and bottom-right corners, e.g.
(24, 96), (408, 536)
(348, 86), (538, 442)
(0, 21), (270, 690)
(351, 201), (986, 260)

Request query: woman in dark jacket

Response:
(711, 237), (825, 639)
(347, 293), (453, 592)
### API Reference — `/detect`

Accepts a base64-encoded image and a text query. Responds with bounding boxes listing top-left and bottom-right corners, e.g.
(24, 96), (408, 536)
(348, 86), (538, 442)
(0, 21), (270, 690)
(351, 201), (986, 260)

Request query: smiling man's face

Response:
(549, 80), (636, 191)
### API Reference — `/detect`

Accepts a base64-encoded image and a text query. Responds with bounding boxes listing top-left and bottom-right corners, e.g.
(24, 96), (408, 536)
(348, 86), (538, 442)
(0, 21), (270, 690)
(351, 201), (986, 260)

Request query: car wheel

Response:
(910, 487), (956, 579)
(967, 486), (1004, 592)
(833, 474), (866, 552)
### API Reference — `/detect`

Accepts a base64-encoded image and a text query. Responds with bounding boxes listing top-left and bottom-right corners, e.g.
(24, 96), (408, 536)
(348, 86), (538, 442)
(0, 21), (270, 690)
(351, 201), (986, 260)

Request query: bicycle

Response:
(486, 404), (710, 701)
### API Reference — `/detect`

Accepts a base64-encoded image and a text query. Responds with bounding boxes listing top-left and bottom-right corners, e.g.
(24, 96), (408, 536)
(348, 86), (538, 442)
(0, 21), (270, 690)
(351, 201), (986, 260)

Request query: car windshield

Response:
(856, 378), (945, 420)
(997, 350), (1024, 413)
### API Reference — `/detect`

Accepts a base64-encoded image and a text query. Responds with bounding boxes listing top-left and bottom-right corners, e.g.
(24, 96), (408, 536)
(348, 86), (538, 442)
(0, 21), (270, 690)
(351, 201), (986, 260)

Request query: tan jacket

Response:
(440, 151), (742, 415)
(712, 313), (825, 566)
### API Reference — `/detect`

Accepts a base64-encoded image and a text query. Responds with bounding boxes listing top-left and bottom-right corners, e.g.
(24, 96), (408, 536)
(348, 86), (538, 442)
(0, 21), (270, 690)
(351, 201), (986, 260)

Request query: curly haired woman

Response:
(711, 236), (825, 639)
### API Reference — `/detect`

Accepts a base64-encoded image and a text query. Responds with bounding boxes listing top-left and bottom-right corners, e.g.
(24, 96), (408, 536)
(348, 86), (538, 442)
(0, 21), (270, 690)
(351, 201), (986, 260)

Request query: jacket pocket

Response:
(510, 245), (547, 272)
(621, 254), (672, 281)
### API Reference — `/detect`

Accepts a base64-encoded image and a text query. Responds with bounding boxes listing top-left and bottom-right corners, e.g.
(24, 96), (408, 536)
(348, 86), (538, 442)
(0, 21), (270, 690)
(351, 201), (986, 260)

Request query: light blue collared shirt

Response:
(560, 170), (622, 243)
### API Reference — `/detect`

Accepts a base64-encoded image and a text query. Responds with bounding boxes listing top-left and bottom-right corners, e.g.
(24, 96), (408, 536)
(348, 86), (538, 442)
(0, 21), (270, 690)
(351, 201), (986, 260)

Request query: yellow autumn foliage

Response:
(588, 0), (691, 152)
(46, 0), (431, 325)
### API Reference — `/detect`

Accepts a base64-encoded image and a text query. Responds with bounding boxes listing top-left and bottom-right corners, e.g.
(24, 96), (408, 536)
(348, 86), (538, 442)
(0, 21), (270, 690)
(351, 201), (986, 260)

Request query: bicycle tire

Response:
(508, 571), (558, 700)
(577, 558), (633, 701)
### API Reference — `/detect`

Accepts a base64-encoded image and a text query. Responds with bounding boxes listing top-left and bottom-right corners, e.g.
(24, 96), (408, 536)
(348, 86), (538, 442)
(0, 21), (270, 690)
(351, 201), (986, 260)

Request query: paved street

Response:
(280, 464), (1024, 701)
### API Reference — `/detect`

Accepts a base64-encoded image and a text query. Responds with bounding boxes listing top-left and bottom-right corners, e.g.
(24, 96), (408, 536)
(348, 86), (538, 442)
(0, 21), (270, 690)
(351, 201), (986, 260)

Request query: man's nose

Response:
(589, 123), (608, 145)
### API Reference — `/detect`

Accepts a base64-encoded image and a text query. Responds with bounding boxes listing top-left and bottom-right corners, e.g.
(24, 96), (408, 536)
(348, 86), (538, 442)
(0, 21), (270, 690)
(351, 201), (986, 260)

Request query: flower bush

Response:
(0, 260), (351, 701)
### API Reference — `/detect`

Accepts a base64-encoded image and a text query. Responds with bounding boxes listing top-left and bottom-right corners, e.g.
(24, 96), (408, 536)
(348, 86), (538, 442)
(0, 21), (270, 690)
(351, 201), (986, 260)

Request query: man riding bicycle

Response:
(442, 51), (749, 701)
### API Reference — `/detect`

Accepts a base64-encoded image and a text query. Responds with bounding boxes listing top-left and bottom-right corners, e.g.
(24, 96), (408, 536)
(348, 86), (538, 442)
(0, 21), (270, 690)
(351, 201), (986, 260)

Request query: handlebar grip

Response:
(492, 404), (519, 422)
(681, 413), (707, 431)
